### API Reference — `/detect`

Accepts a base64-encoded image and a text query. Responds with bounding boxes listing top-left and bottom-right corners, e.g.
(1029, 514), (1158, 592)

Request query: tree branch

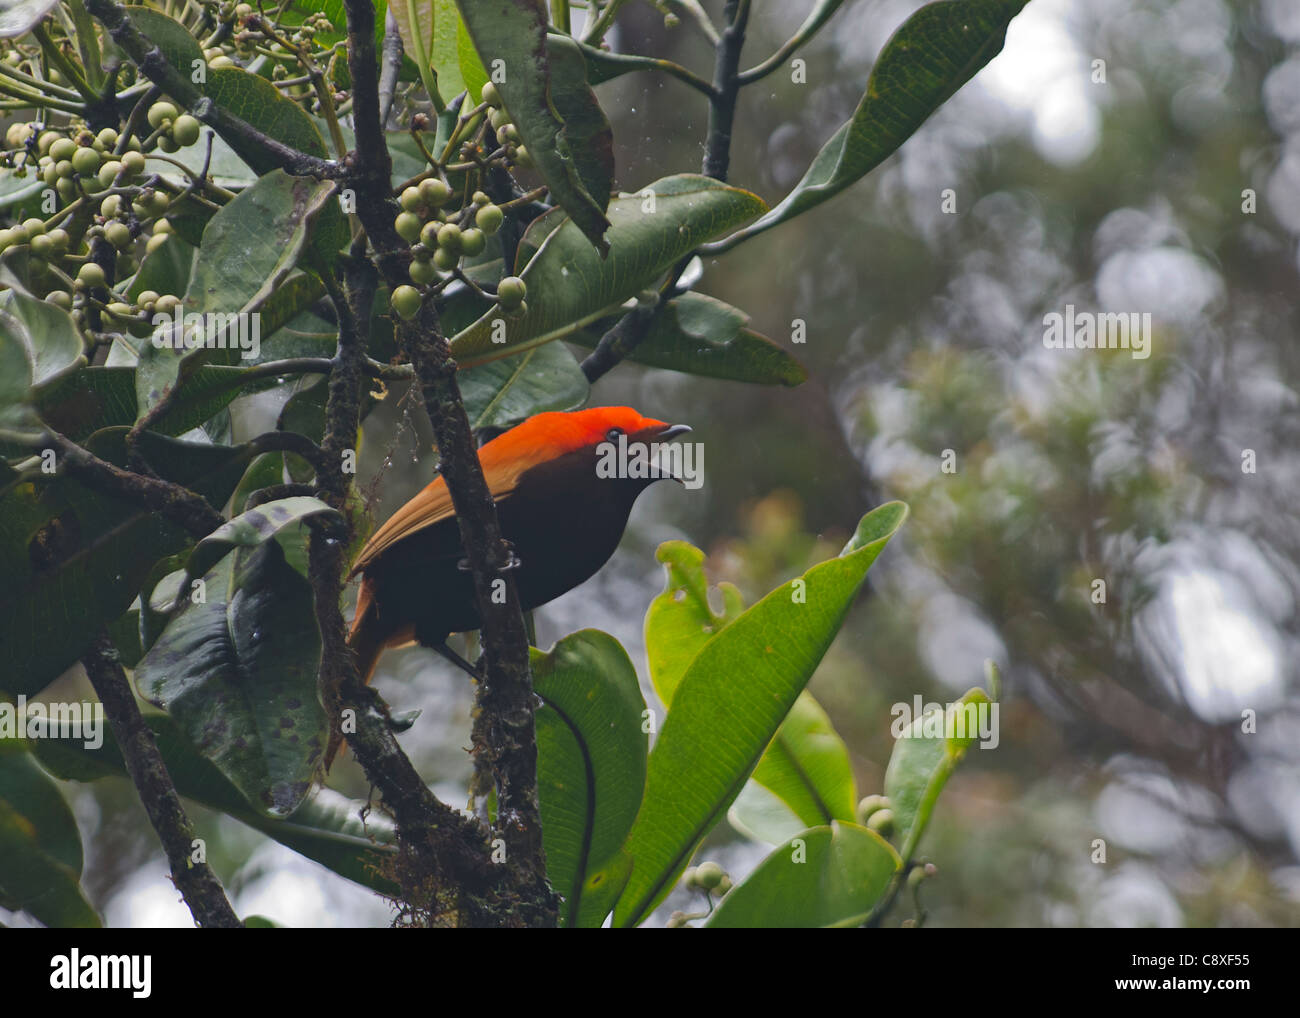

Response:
(80, 633), (241, 928)
(703, 0), (750, 181)
(340, 0), (556, 926)
(84, 0), (341, 179)
(1, 428), (227, 538)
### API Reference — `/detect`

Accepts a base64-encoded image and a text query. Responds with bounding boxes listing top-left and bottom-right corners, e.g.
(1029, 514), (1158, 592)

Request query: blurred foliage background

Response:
(10, 0), (1300, 927)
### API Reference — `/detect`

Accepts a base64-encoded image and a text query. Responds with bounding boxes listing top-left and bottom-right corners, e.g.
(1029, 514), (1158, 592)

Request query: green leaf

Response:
(613, 501), (908, 927)
(571, 292), (807, 386)
(0, 431), (253, 697)
(135, 538), (326, 818)
(455, 0), (613, 251)
(750, 691), (858, 829)
(29, 714), (397, 894)
(884, 685), (994, 862)
(643, 540), (743, 708)
(429, 0), (487, 100)
(203, 66), (331, 170)
(125, 7), (204, 80)
(174, 496), (341, 606)
(450, 175), (765, 366)
(0, 288), (84, 386)
(718, 0), (1029, 250)
(533, 630), (648, 928)
(704, 821), (900, 928)
(0, 0), (58, 37)
(0, 743), (100, 927)
(726, 779), (808, 845)
(126, 233), (198, 303)
(460, 339), (588, 432)
(135, 171), (338, 417)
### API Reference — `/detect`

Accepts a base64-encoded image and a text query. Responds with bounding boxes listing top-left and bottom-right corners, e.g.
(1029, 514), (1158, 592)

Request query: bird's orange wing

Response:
(347, 440), (545, 578)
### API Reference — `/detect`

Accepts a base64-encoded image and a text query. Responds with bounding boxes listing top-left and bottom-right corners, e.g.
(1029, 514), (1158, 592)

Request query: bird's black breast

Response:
(364, 447), (655, 645)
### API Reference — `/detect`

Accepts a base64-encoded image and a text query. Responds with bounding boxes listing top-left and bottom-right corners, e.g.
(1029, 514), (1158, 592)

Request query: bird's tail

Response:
(324, 578), (387, 771)
(346, 576), (385, 687)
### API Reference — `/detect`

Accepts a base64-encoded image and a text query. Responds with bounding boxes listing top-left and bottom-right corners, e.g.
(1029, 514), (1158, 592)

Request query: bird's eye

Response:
(606, 427), (624, 441)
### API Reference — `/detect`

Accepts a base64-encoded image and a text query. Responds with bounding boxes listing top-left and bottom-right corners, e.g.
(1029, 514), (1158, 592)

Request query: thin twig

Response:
(81, 633), (242, 928)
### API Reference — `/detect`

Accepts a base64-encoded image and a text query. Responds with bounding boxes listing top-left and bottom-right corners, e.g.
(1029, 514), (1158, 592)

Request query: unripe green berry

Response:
(157, 135), (179, 154)
(154, 294), (180, 314)
(96, 128), (119, 150)
(408, 258), (437, 285)
(46, 228), (69, 255)
(121, 150), (146, 176)
(399, 186), (423, 213)
(856, 794), (890, 825)
(394, 211), (423, 243)
(507, 298), (528, 318)
(419, 221), (441, 249)
(694, 862), (724, 890)
(29, 233), (53, 258)
(49, 137), (77, 162)
(146, 233), (170, 254)
(42, 162), (59, 185)
(436, 223), (462, 251)
(97, 160), (123, 189)
(496, 275), (526, 307)
(489, 108), (510, 131)
(100, 194), (123, 218)
(472, 190), (490, 206)
(22, 217), (44, 236)
(865, 808), (895, 837)
(55, 178), (77, 202)
(418, 177), (451, 207)
(475, 203), (504, 234)
(138, 289), (160, 308)
(432, 246), (459, 271)
(459, 227), (485, 257)
(480, 81), (501, 107)
(55, 159), (75, 179)
(72, 146), (101, 176)
(105, 221), (132, 250)
(172, 114), (201, 147)
(77, 261), (106, 288)
(45, 290), (72, 310)
(390, 284), (422, 320)
(37, 131), (58, 155)
(209, 55), (235, 69)
(513, 145), (534, 169)
(153, 218), (174, 235)
(106, 301), (133, 318)
(6, 224), (29, 245)
(147, 101), (178, 128)
(0, 230), (12, 252)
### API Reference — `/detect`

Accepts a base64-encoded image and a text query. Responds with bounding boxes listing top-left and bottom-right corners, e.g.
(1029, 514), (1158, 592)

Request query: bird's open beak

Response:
(657, 424), (692, 441)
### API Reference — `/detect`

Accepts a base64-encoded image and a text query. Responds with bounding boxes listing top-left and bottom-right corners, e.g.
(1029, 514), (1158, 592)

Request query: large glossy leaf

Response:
(704, 822), (899, 929)
(134, 538), (327, 818)
(533, 630), (648, 928)
(570, 292), (807, 386)
(450, 175), (765, 366)
(428, 0), (488, 100)
(459, 339), (588, 431)
(613, 501), (908, 927)
(715, 0), (1029, 251)
(135, 171), (339, 416)
(203, 66), (332, 169)
(455, 0), (612, 251)
(29, 714), (397, 894)
(884, 684), (994, 862)
(750, 691), (858, 830)
(0, 0), (57, 36)
(0, 290), (83, 445)
(0, 743), (99, 927)
(643, 540), (743, 709)
(0, 431), (252, 697)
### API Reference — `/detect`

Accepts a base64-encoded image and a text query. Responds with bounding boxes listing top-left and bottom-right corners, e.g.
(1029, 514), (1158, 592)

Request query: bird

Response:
(345, 405), (692, 689)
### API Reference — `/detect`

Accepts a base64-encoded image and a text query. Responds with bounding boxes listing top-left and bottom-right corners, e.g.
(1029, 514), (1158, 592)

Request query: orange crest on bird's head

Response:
(483, 406), (673, 462)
